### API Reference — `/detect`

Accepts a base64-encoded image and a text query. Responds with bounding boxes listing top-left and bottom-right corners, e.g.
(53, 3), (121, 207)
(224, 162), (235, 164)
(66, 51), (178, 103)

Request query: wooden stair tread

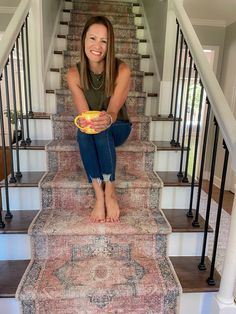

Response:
(170, 256), (220, 293)
(0, 172), (45, 187)
(162, 208), (213, 232)
(0, 210), (39, 234)
(151, 114), (181, 121)
(153, 141), (187, 151)
(157, 171), (198, 187)
(15, 140), (51, 150)
(0, 260), (30, 297)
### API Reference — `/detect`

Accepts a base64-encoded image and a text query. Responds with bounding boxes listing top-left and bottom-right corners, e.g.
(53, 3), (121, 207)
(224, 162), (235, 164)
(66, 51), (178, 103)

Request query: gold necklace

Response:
(89, 72), (104, 90)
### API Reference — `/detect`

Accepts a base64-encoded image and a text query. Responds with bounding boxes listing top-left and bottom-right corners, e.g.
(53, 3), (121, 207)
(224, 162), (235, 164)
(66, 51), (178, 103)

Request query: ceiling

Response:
(183, 0), (236, 26)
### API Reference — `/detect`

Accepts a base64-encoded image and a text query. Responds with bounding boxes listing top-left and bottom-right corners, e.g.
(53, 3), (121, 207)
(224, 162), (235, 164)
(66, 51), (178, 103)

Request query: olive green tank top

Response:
(76, 59), (129, 121)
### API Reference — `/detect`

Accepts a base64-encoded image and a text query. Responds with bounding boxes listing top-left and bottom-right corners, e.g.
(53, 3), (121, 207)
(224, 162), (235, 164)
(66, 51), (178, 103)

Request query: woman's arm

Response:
(67, 65), (89, 114)
(92, 62), (131, 132)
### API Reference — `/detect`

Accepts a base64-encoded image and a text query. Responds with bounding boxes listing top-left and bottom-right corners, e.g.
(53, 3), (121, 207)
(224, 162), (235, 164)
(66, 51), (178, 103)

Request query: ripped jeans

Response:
(76, 120), (132, 183)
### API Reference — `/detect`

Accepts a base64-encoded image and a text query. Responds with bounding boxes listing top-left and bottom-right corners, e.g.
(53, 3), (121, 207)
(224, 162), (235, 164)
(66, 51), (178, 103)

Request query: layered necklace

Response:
(89, 70), (104, 90)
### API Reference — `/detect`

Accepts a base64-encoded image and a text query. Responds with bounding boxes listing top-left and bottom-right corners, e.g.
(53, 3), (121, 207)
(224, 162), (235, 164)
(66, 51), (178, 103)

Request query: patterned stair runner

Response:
(16, 1), (181, 313)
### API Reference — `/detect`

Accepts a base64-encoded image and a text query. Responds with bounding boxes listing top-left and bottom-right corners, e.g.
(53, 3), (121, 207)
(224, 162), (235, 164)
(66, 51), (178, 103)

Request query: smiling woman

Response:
(67, 16), (132, 224)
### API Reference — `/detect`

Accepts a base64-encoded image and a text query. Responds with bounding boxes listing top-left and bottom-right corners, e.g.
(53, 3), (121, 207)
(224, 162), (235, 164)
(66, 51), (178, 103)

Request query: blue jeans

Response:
(77, 120), (132, 183)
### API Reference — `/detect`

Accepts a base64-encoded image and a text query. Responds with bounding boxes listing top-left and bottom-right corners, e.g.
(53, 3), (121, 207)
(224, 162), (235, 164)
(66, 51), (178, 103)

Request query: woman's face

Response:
(85, 23), (108, 64)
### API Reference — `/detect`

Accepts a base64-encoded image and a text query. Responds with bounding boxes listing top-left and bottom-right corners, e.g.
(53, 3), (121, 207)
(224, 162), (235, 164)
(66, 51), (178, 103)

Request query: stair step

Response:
(0, 172), (45, 188)
(16, 256), (180, 313)
(153, 141), (187, 151)
(0, 260), (30, 297)
(151, 114), (181, 121)
(0, 210), (39, 234)
(14, 140), (50, 150)
(69, 13), (136, 26)
(170, 256), (220, 293)
(157, 171), (198, 187)
(162, 208), (212, 233)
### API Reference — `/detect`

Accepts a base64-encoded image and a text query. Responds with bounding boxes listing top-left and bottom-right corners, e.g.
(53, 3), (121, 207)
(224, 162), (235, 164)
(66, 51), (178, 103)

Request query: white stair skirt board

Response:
(59, 24), (69, 36)
(45, 93), (57, 114)
(61, 11), (70, 23)
(138, 41), (148, 55)
(1, 187), (41, 211)
(168, 233), (204, 256)
(154, 150), (186, 172)
(13, 150), (47, 172)
(0, 235), (31, 260)
(46, 71), (61, 90)
(145, 96), (159, 116)
(161, 186), (197, 209)
(51, 53), (64, 69)
(0, 299), (21, 314)
(55, 37), (67, 51)
(179, 292), (216, 314)
(23, 119), (53, 140)
(149, 120), (174, 141)
(136, 28), (146, 40)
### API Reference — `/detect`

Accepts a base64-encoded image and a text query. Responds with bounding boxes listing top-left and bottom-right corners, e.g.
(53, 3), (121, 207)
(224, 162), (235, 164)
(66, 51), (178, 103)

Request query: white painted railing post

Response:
(212, 183), (236, 313)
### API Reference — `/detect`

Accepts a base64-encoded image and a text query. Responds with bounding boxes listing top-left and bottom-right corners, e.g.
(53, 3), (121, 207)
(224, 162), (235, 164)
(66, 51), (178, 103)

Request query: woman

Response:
(67, 16), (132, 223)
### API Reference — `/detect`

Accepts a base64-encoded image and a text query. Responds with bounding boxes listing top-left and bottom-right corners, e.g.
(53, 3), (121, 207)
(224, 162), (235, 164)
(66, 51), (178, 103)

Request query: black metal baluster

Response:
(192, 98), (211, 227)
(169, 21), (180, 118)
(25, 16), (33, 118)
(175, 41), (188, 147)
(198, 118), (219, 270)
(10, 49), (22, 178)
(0, 76), (12, 222)
(207, 141), (229, 285)
(21, 24), (31, 144)
(4, 64), (17, 183)
(16, 35), (26, 147)
(170, 31), (184, 146)
(178, 53), (193, 177)
(187, 80), (204, 217)
(182, 66), (198, 183)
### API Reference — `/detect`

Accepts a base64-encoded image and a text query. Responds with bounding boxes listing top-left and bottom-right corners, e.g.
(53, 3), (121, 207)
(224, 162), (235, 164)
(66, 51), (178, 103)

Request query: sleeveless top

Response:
(76, 59), (129, 121)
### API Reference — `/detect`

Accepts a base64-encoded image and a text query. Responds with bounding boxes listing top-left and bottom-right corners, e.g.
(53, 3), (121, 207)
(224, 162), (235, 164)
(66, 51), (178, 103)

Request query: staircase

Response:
(13, 0), (182, 313)
(1, 0), (228, 313)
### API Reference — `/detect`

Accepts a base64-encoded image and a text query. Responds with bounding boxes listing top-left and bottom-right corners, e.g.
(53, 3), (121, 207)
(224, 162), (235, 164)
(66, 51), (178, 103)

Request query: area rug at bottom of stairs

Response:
(16, 254), (181, 314)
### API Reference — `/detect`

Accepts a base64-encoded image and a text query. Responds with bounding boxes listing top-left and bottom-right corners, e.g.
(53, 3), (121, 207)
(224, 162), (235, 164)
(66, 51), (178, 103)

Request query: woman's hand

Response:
(91, 111), (113, 133)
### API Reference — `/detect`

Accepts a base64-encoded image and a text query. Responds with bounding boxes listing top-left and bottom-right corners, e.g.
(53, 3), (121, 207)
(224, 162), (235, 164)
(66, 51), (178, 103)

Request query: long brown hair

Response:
(80, 16), (116, 96)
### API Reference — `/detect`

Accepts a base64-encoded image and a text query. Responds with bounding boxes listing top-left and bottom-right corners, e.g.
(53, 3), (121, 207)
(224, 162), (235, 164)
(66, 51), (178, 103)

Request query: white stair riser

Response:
(59, 24), (69, 36)
(154, 150), (186, 172)
(180, 292), (216, 314)
(51, 53), (64, 68)
(13, 150), (47, 172)
(132, 6), (141, 14)
(134, 16), (142, 26)
(168, 233), (204, 256)
(149, 120), (173, 141)
(138, 42), (148, 55)
(0, 299), (21, 314)
(1, 187), (41, 210)
(55, 37), (67, 51)
(136, 28), (146, 40)
(23, 119), (53, 140)
(61, 11), (70, 22)
(145, 96), (159, 116)
(161, 186), (197, 209)
(46, 71), (61, 90)
(45, 93), (57, 114)
(140, 58), (153, 72)
(64, 1), (73, 10)
(0, 234), (31, 260)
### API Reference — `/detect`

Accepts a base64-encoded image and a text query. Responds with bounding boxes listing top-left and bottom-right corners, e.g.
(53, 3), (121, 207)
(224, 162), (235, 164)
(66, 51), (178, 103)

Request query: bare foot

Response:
(105, 193), (120, 223)
(90, 198), (105, 223)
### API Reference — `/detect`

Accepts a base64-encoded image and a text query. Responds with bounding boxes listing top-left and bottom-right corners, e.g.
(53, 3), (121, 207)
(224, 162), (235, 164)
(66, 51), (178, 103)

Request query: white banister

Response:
(172, 0), (236, 174)
(0, 0), (31, 73)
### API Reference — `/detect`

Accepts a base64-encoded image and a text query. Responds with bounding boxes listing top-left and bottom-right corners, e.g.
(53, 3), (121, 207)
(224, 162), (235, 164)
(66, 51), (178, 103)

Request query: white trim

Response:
(138, 0), (161, 83)
(191, 18), (226, 28)
(0, 6), (16, 14)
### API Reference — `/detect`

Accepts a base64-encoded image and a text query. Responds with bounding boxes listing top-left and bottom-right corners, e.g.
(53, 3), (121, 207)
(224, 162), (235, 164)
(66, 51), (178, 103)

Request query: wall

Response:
(0, 13), (13, 31)
(141, 0), (167, 78)
(0, 0), (20, 31)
